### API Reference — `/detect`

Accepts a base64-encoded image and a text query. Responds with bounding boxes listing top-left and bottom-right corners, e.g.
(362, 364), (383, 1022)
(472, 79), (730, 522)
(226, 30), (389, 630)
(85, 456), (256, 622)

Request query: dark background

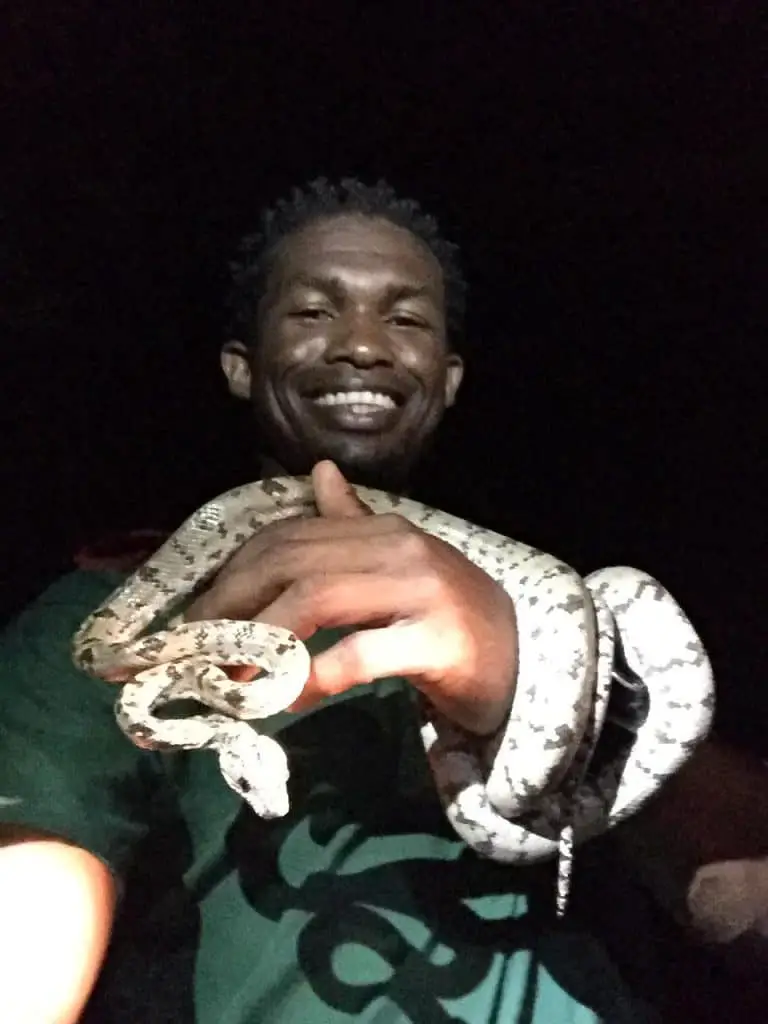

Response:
(2, 3), (765, 751)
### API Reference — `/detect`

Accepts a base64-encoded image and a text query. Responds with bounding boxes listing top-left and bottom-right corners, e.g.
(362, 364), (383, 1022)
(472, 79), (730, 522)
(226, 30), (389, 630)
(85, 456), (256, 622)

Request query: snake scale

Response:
(72, 477), (715, 912)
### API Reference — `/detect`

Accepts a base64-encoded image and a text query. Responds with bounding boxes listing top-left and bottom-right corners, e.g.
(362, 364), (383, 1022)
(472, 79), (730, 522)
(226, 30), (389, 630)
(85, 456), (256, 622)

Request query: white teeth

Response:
(313, 390), (397, 409)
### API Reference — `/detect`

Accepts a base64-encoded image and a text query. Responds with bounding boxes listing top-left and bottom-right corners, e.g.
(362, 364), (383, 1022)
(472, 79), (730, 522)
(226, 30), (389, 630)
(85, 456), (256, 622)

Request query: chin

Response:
(274, 425), (423, 491)
(318, 440), (414, 491)
(351, 459), (418, 492)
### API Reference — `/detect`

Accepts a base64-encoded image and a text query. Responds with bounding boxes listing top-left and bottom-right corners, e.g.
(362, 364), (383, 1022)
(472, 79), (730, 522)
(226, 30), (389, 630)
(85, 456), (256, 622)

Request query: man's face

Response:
(221, 215), (464, 487)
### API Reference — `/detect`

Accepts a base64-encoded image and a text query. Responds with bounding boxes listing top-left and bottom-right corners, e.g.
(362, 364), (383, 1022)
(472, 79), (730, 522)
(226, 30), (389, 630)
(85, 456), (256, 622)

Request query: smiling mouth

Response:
(303, 389), (403, 432)
(311, 390), (399, 411)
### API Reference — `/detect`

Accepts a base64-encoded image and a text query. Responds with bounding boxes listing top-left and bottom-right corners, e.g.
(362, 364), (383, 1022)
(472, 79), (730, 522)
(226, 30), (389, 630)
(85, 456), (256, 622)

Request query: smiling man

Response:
(220, 186), (465, 491)
(0, 178), (713, 1024)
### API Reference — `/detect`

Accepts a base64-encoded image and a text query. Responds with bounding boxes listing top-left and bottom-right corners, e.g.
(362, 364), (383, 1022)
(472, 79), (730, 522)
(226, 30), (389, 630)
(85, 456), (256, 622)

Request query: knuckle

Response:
(218, 545), (254, 580)
(334, 641), (365, 681)
(260, 517), (297, 539)
(294, 575), (327, 611)
(258, 538), (301, 579)
(219, 518), (304, 577)
(378, 512), (410, 533)
(392, 524), (430, 562)
(220, 525), (281, 575)
(313, 674), (340, 698)
(417, 570), (447, 603)
(247, 519), (296, 553)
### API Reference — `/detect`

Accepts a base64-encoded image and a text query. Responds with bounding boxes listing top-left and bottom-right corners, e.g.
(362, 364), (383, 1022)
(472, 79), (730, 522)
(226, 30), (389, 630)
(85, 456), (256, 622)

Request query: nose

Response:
(323, 315), (394, 368)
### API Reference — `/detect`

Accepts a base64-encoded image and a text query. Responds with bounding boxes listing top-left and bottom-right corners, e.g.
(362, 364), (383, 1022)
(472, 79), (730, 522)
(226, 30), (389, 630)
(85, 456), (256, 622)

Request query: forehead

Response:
(269, 215), (445, 298)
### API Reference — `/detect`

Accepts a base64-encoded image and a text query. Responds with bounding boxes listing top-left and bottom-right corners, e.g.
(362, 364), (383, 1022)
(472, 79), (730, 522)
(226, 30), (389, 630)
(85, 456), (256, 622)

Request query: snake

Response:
(72, 476), (715, 912)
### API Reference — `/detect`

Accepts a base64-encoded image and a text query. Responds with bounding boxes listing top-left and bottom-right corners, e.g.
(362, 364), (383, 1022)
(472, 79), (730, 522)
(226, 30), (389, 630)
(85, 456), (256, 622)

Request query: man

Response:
(0, 178), (733, 1022)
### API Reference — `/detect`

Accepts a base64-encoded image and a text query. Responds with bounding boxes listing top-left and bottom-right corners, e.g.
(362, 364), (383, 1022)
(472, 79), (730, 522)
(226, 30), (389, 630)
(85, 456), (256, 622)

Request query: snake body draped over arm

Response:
(71, 476), (715, 912)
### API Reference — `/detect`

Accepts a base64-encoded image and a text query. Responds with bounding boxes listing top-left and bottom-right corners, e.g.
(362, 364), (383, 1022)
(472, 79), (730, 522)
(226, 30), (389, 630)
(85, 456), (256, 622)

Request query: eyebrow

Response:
(284, 273), (436, 305)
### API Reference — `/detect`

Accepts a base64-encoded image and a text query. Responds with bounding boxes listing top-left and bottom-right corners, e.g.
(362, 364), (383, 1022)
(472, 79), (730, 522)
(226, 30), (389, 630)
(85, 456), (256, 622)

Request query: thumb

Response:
(312, 460), (372, 518)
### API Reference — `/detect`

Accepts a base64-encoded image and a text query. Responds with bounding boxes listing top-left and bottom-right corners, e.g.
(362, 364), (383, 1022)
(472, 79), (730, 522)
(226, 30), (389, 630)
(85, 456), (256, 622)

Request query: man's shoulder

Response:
(6, 569), (125, 631)
(73, 528), (169, 572)
(3, 523), (170, 635)
(0, 570), (127, 697)
(0, 561), (164, 883)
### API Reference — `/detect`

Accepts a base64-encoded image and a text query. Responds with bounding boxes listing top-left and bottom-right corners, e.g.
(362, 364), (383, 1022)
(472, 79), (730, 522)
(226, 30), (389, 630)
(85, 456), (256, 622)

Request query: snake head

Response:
(216, 728), (291, 819)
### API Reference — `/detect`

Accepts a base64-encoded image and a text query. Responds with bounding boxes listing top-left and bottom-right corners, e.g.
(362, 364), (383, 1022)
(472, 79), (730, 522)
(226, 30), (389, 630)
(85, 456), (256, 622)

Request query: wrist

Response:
(426, 665), (517, 738)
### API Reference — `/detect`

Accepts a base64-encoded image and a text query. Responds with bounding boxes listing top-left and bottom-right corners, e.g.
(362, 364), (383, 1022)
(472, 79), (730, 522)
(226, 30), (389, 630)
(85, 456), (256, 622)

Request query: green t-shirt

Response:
(0, 571), (655, 1023)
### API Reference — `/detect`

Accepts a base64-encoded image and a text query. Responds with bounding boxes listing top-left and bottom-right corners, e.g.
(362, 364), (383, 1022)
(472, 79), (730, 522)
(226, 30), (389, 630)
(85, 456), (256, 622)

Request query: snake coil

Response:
(72, 477), (715, 912)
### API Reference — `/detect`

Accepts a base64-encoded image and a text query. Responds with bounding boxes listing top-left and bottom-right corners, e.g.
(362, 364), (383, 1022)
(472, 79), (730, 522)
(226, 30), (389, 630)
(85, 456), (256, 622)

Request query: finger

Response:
(253, 573), (430, 639)
(185, 519), (404, 622)
(228, 510), (377, 560)
(198, 540), (416, 623)
(298, 625), (512, 736)
(312, 460), (372, 518)
(220, 580), (431, 693)
(290, 622), (436, 710)
(213, 509), (392, 580)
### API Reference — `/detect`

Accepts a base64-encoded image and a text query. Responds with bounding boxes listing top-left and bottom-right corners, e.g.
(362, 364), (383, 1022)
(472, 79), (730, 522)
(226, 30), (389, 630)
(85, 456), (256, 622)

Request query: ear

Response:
(444, 353), (464, 408)
(220, 340), (253, 400)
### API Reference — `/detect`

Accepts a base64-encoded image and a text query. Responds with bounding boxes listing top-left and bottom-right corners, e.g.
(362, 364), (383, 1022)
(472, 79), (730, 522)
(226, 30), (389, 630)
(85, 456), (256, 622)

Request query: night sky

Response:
(2, 3), (765, 750)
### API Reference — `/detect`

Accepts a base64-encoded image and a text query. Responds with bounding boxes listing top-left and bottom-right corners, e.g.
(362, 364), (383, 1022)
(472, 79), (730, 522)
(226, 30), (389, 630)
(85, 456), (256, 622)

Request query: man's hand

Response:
(185, 461), (518, 735)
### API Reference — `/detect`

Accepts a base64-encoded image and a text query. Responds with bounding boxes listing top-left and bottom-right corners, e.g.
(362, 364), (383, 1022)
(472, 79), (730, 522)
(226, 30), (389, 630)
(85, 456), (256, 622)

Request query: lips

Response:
(313, 389), (398, 411)
(293, 372), (411, 432)
(301, 386), (405, 432)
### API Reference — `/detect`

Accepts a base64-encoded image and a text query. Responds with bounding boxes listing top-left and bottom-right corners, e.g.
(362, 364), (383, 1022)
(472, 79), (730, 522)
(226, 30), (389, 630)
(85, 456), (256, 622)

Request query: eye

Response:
(290, 308), (333, 322)
(388, 313), (427, 329)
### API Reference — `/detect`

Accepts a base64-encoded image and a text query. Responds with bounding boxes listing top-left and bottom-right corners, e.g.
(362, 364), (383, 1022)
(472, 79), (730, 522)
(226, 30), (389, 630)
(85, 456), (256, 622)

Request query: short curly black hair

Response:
(227, 177), (467, 350)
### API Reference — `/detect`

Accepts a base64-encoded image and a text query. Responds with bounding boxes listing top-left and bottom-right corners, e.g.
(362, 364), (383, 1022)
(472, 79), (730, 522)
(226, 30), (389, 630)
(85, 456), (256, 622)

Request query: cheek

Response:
(251, 342), (316, 428)
(257, 312), (325, 373)
(254, 338), (324, 414)
(401, 343), (445, 392)
(259, 337), (317, 375)
(413, 363), (449, 404)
